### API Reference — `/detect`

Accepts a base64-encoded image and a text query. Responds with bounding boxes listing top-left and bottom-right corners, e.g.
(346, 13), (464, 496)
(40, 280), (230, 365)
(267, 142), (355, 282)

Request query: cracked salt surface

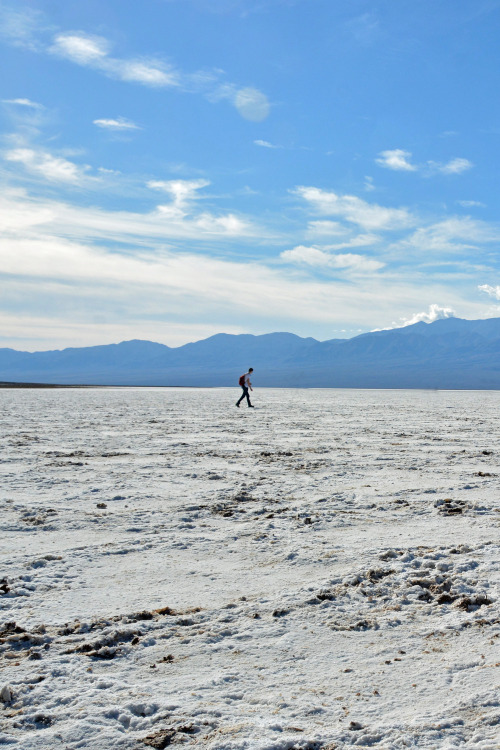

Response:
(0, 387), (499, 749)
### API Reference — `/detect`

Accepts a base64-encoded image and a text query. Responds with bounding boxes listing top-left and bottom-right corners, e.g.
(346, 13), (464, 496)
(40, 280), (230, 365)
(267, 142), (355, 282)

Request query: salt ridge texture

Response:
(0, 387), (499, 749)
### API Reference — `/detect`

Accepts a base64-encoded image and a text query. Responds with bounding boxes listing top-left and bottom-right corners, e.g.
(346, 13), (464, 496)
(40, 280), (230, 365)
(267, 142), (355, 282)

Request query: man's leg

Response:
(236, 386), (246, 406)
(245, 386), (253, 407)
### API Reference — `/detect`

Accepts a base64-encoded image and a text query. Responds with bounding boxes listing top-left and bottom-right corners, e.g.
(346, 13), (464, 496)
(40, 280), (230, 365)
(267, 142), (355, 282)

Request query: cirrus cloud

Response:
(376, 148), (473, 177)
(281, 245), (384, 272)
(478, 284), (500, 301)
(4, 147), (91, 184)
(93, 117), (140, 131)
(437, 157), (473, 175)
(51, 32), (178, 87)
(294, 186), (414, 231)
(254, 139), (280, 149)
(2, 97), (44, 109)
(48, 30), (269, 120)
(51, 32), (110, 64)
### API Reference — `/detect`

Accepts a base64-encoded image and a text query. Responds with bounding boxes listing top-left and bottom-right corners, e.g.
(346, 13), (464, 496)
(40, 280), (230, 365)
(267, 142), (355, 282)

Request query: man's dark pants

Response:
(237, 385), (252, 407)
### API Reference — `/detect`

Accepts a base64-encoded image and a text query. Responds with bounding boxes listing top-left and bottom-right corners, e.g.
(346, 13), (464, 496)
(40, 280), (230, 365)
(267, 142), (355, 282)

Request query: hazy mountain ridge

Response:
(2, 317), (500, 388)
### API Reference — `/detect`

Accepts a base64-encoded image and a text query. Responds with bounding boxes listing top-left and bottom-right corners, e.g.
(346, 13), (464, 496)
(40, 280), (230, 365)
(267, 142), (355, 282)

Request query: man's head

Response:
(249, 368), (253, 373)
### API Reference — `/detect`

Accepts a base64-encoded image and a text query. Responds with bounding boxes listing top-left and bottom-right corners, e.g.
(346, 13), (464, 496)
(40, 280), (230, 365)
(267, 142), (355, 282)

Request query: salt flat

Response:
(0, 387), (499, 750)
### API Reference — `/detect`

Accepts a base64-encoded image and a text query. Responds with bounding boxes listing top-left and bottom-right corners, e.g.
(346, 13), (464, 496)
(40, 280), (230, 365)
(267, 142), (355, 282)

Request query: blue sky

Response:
(2, 0), (500, 350)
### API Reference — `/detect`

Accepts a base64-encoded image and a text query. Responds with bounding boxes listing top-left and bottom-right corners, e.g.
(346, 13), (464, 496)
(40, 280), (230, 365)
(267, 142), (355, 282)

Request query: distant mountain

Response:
(2, 317), (500, 388)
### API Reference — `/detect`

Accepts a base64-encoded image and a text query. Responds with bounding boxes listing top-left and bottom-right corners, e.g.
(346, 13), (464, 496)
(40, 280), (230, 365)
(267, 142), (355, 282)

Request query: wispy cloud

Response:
(50, 32), (110, 64)
(254, 139), (280, 148)
(393, 217), (500, 255)
(306, 220), (349, 238)
(0, 186), (494, 348)
(458, 199), (485, 208)
(436, 157), (473, 175)
(147, 178), (211, 207)
(364, 176), (376, 192)
(4, 147), (91, 184)
(376, 149), (417, 172)
(294, 186), (414, 231)
(281, 245), (384, 272)
(50, 32), (179, 87)
(0, 4), (46, 51)
(478, 284), (500, 301)
(0, 194), (445, 345)
(2, 98), (44, 109)
(376, 149), (473, 176)
(1, 6), (271, 121)
(0, 186), (253, 242)
(327, 234), (379, 250)
(93, 117), (141, 131)
(50, 31), (271, 119)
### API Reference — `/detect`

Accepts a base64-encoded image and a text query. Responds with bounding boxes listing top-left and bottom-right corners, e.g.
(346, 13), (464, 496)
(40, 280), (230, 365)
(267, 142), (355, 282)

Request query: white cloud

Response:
(376, 149), (417, 172)
(281, 245), (384, 272)
(399, 304), (456, 326)
(457, 200), (484, 208)
(376, 304), (456, 331)
(93, 117), (140, 131)
(1, 9), (272, 121)
(438, 157), (473, 175)
(147, 178), (211, 209)
(1, 188), (494, 349)
(51, 32), (179, 87)
(98, 167), (121, 175)
(294, 186), (413, 231)
(0, 229), (413, 341)
(327, 234), (379, 250)
(105, 58), (178, 87)
(4, 147), (90, 184)
(478, 284), (500, 301)
(364, 176), (375, 192)
(254, 139), (279, 148)
(51, 32), (110, 64)
(395, 217), (500, 255)
(0, 187), (251, 243)
(306, 220), (348, 237)
(375, 149), (473, 177)
(48, 31), (269, 119)
(0, 5), (44, 51)
(2, 98), (43, 109)
(146, 180), (239, 236)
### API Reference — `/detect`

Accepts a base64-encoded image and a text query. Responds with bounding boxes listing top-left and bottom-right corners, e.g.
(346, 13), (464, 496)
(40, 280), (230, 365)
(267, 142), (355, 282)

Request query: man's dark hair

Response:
(249, 367), (253, 372)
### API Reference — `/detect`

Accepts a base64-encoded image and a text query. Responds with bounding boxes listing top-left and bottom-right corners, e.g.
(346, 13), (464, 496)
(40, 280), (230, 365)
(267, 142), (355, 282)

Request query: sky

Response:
(2, 0), (500, 350)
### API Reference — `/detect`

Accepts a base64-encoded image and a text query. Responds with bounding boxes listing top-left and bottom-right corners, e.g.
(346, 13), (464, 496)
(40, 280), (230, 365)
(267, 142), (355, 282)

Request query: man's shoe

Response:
(235, 403), (240, 407)
(248, 404), (254, 407)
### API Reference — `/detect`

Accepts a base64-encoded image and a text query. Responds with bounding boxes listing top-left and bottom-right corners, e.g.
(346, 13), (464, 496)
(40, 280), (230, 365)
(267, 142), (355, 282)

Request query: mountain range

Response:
(2, 317), (500, 389)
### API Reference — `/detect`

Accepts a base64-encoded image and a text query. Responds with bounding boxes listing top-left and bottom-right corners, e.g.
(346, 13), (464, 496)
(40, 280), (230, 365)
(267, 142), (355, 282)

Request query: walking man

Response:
(236, 368), (254, 408)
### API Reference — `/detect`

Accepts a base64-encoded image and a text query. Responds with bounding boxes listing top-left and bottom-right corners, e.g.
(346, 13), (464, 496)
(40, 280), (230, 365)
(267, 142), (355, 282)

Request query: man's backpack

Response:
(238, 374), (246, 386)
